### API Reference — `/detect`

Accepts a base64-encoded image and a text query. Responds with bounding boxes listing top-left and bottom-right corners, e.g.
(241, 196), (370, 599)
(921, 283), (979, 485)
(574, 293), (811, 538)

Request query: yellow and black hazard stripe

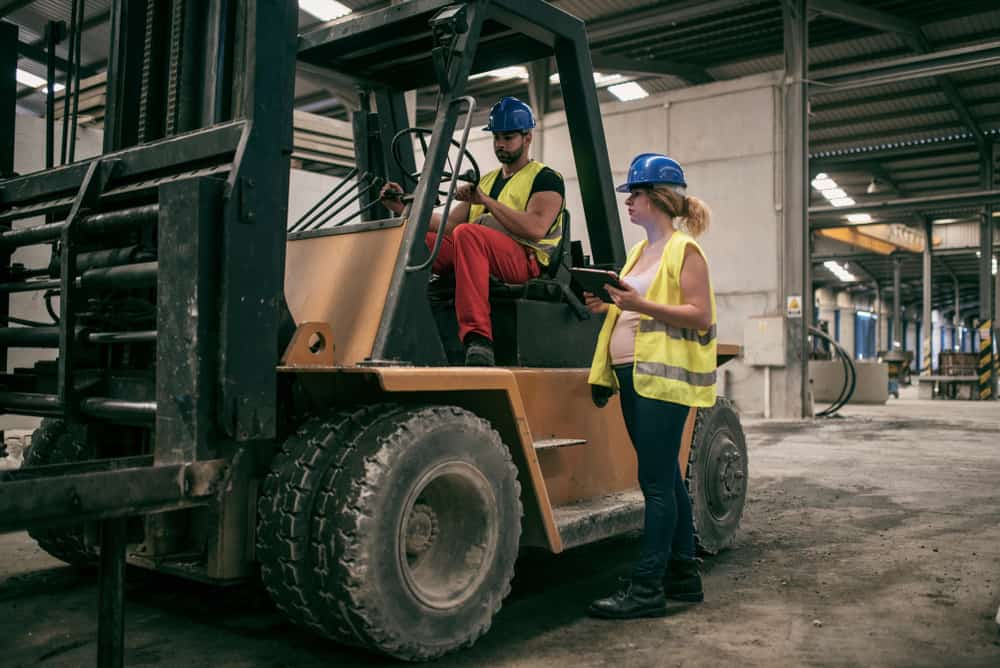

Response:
(978, 320), (993, 400)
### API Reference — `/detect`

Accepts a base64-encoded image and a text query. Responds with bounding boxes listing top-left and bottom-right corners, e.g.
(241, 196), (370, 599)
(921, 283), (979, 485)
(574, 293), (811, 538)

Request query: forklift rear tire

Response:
(687, 398), (748, 554)
(311, 405), (522, 661)
(22, 419), (99, 568)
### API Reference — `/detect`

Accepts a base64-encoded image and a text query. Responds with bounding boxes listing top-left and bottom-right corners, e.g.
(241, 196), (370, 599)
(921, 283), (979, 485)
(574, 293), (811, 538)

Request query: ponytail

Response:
(646, 186), (712, 238)
(682, 195), (710, 237)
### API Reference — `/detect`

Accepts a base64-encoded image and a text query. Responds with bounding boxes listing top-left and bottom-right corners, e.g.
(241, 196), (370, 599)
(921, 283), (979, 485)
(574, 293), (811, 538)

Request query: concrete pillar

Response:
(782, 0), (809, 417)
(922, 220), (933, 375)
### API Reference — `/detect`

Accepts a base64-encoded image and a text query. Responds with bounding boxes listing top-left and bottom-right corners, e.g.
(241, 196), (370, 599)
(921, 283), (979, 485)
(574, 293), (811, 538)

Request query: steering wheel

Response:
(390, 127), (481, 198)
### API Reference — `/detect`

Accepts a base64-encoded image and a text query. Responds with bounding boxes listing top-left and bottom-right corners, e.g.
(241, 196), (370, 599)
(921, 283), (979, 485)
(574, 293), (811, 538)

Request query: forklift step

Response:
(533, 438), (587, 451)
(552, 489), (644, 551)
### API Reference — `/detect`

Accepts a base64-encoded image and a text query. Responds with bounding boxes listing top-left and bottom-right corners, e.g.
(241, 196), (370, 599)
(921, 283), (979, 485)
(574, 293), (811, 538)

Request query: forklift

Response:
(0, 0), (747, 662)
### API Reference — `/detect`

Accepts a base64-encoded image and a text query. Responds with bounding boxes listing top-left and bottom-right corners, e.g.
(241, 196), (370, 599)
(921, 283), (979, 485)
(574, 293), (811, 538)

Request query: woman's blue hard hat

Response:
(616, 153), (687, 193)
(483, 96), (536, 132)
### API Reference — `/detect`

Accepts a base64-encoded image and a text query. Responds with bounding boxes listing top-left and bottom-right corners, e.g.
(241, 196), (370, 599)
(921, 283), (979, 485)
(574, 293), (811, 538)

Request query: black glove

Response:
(590, 384), (614, 408)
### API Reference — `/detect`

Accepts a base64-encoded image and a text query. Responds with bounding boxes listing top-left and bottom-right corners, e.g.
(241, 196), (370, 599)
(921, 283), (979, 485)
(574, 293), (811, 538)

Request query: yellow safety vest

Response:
(588, 232), (718, 407)
(469, 160), (563, 266)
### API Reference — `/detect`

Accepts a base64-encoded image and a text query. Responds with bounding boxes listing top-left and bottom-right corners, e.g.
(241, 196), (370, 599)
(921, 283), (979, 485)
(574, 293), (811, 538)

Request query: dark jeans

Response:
(614, 365), (696, 581)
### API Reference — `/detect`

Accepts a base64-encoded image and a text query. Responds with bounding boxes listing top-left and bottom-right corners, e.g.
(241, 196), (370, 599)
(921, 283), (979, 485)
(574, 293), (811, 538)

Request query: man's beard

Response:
(495, 146), (523, 164)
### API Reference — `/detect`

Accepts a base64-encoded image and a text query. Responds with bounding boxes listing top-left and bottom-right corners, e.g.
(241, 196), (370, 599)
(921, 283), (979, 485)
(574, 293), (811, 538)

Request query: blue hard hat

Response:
(616, 153), (687, 192)
(483, 96), (536, 132)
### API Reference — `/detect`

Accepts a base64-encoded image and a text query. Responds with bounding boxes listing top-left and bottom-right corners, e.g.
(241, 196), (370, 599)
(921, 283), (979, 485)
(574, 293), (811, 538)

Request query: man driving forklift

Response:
(380, 96), (565, 366)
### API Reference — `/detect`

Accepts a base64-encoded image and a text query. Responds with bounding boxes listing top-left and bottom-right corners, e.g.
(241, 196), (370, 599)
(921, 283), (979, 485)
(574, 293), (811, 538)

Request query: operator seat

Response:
(429, 210), (599, 367)
(487, 209), (572, 302)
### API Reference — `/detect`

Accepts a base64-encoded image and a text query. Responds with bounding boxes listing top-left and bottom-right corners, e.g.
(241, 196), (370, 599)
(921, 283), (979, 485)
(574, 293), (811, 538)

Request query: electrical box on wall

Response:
(743, 316), (786, 367)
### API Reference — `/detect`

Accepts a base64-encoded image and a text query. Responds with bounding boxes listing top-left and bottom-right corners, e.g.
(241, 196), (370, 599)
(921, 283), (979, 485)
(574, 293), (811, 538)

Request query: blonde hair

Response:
(645, 185), (711, 238)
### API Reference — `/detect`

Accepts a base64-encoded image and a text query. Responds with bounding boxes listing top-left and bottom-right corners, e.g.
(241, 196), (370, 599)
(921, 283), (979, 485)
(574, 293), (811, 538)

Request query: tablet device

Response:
(570, 268), (627, 303)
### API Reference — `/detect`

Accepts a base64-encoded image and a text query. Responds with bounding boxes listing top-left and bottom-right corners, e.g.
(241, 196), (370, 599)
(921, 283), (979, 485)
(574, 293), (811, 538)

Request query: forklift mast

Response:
(0, 0), (298, 549)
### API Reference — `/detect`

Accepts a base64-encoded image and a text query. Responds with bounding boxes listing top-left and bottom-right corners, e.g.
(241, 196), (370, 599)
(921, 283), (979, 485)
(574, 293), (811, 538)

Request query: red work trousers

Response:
(427, 224), (540, 342)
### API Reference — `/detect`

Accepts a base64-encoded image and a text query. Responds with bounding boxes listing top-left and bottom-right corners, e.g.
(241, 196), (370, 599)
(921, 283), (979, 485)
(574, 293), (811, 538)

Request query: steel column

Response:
(0, 21), (15, 379)
(783, 0), (809, 417)
(554, 21), (625, 267)
(527, 58), (551, 160)
(44, 21), (64, 169)
(981, 141), (996, 399)
(217, 0), (298, 437)
(157, 178), (221, 462)
(892, 256), (902, 349)
(921, 220), (932, 374)
(104, 0), (147, 152)
(97, 517), (127, 668)
(0, 21), (15, 178)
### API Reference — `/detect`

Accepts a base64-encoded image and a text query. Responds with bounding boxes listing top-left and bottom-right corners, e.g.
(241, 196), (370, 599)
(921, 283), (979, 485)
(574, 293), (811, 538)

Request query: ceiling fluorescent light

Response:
(470, 66), (529, 81)
(811, 177), (837, 191)
(821, 188), (847, 200)
(16, 69), (64, 93)
(608, 81), (649, 102)
(846, 213), (872, 223)
(549, 72), (623, 86)
(299, 0), (351, 21)
(933, 218), (958, 224)
(829, 197), (856, 207)
(823, 260), (856, 282)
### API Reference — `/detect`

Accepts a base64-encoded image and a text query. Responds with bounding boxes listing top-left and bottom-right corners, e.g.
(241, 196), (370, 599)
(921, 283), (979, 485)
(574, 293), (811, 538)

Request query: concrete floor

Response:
(2, 395), (999, 667)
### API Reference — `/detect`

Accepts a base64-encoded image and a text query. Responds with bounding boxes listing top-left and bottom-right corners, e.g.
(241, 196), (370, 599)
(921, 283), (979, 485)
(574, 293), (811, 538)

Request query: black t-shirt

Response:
(487, 164), (565, 202)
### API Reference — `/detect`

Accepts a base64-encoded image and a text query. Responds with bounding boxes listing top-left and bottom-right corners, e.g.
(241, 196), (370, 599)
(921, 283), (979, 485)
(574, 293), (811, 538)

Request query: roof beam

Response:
(812, 141), (979, 166)
(810, 189), (1000, 219)
(810, 0), (919, 38)
(0, 0), (32, 19)
(586, 0), (760, 44)
(807, 3), (991, 146)
(810, 41), (1000, 94)
(589, 53), (712, 85)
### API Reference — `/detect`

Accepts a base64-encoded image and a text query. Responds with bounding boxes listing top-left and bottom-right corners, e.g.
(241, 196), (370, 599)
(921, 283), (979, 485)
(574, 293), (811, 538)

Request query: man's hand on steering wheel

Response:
(455, 183), (485, 205)
(379, 180), (406, 216)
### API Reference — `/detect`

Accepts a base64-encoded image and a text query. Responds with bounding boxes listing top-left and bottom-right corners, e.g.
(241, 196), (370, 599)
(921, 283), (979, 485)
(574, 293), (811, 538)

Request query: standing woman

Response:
(586, 153), (716, 619)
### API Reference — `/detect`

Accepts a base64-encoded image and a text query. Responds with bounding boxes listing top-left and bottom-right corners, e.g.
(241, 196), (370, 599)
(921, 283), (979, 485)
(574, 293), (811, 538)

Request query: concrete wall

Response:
(467, 72), (788, 415)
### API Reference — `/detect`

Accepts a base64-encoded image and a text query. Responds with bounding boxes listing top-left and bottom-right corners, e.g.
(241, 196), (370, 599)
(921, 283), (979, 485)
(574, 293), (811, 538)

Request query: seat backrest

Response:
(542, 209), (570, 279)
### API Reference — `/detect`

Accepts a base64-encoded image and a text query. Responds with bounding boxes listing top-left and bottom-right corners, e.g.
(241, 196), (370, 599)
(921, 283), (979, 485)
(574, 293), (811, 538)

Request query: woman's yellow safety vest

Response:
(588, 232), (717, 408)
(468, 160), (563, 267)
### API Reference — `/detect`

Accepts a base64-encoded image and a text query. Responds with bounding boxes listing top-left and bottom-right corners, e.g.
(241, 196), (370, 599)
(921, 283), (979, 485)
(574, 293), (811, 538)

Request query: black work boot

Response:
(587, 577), (667, 619)
(463, 334), (495, 366)
(663, 558), (704, 602)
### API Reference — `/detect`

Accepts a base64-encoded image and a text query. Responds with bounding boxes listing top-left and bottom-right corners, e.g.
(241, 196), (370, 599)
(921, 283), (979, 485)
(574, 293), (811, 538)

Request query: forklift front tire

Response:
(22, 419), (99, 568)
(312, 404), (522, 661)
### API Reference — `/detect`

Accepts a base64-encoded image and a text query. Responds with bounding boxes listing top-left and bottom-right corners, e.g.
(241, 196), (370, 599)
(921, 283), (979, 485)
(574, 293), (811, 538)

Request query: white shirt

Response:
(609, 260), (660, 365)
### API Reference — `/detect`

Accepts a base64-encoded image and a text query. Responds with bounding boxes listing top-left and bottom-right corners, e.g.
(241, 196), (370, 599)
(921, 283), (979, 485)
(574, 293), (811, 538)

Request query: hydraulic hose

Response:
(809, 325), (857, 417)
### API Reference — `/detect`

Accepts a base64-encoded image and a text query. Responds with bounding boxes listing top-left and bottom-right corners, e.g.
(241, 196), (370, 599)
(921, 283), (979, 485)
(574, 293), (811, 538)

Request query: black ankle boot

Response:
(587, 577), (667, 619)
(663, 558), (704, 602)
(463, 334), (495, 366)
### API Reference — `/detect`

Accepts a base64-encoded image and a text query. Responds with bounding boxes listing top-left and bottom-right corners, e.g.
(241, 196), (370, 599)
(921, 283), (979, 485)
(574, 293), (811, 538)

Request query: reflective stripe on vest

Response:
(587, 232), (717, 408)
(469, 161), (563, 266)
(638, 320), (717, 346)
(635, 361), (717, 387)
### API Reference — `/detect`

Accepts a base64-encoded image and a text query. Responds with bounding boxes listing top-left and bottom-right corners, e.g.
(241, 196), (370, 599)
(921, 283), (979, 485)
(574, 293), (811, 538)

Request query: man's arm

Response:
(460, 184), (562, 241)
(381, 181), (470, 233)
(430, 200), (471, 234)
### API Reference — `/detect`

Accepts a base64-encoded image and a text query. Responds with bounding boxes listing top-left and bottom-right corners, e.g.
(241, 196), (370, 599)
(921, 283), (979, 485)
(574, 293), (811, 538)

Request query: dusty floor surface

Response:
(2, 394), (999, 667)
